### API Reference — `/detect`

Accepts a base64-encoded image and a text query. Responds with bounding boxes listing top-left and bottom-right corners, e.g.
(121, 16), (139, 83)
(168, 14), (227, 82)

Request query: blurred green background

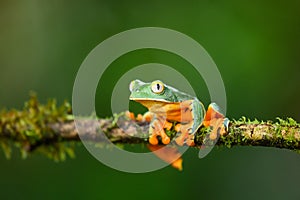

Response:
(1, 0), (300, 199)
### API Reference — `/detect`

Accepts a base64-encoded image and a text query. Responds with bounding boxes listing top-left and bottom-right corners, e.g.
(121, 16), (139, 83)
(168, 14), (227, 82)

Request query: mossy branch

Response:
(1, 95), (300, 161)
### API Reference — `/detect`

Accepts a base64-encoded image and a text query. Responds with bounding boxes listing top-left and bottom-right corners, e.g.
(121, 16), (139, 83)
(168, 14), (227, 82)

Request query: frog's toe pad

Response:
(125, 111), (135, 120)
(162, 136), (171, 145)
(149, 135), (159, 145)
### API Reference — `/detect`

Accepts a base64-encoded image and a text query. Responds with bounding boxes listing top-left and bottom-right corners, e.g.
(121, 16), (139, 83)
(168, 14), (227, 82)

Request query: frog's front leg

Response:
(126, 111), (172, 144)
(149, 117), (171, 145)
(203, 103), (229, 140)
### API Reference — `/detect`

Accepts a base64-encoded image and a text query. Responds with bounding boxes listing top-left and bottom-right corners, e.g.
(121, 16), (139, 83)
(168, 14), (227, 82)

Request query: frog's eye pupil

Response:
(151, 81), (164, 94)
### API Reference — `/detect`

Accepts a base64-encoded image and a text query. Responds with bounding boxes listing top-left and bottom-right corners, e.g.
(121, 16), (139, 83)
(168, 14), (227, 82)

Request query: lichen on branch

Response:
(1, 95), (300, 161)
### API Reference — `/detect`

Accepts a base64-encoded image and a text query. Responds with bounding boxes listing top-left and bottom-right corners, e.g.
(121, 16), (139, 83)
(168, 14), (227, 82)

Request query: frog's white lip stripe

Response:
(129, 97), (172, 103)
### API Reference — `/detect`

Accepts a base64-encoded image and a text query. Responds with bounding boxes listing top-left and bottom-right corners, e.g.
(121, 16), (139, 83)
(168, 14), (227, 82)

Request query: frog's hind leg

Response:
(174, 122), (195, 146)
(203, 103), (229, 140)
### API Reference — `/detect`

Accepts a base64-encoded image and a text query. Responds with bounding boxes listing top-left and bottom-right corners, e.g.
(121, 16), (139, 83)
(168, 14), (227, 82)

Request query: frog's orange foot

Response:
(149, 132), (170, 145)
(175, 133), (195, 146)
(174, 131), (188, 146)
(203, 103), (223, 126)
(149, 119), (171, 145)
(174, 122), (195, 146)
(149, 134), (159, 145)
(125, 111), (136, 120)
(208, 117), (230, 140)
(203, 103), (230, 140)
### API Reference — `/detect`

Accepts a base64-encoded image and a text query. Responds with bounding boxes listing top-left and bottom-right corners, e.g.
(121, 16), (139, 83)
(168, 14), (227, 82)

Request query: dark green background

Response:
(1, 0), (300, 199)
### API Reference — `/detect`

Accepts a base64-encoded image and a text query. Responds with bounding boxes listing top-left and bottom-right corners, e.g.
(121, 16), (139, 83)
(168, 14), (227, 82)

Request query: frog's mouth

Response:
(129, 97), (172, 109)
(129, 97), (172, 103)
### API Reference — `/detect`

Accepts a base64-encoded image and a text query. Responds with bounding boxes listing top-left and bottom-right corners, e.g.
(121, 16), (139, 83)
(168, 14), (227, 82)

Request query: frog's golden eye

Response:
(151, 81), (164, 94)
(129, 81), (135, 92)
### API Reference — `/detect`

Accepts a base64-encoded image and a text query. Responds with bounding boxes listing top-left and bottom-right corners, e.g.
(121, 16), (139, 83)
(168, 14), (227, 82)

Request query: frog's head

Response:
(129, 79), (180, 103)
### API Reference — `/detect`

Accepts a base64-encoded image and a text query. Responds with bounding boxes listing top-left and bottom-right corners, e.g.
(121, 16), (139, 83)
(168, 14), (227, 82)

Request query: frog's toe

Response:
(136, 114), (143, 121)
(162, 136), (171, 144)
(142, 111), (154, 122)
(172, 158), (183, 171)
(149, 132), (170, 145)
(125, 111), (135, 120)
(158, 128), (171, 144)
(186, 134), (195, 146)
(149, 135), (159, 145)
(163, 121), (173, 131)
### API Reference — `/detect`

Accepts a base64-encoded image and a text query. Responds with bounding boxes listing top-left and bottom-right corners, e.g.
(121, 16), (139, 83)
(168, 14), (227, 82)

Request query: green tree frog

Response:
(128, 79), (229, 147)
